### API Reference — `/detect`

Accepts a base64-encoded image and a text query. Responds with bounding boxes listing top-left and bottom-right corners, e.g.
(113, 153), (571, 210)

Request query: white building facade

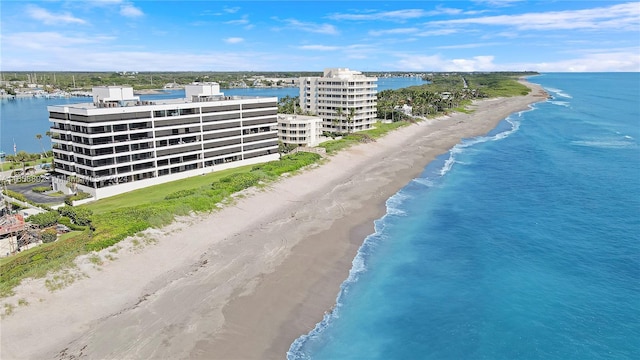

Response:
(49, 84), (279, 199)
(277, 114), (323, 147)
(299, 68), (378, 133)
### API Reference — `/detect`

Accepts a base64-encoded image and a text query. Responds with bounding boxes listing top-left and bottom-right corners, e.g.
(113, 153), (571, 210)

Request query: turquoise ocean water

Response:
(288, 73), (640, 359)
(0, 76), (425, 155)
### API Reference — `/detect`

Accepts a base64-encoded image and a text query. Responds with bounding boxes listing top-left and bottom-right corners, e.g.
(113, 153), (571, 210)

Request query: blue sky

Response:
(1, 0), (639, 72)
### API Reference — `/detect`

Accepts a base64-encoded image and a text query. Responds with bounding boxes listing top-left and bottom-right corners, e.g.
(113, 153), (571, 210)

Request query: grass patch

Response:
(3, 303), (15, 317)
(17, 298), (28, 306)
(44, 268), (85, 292)
(0, 152), (322, 297)
(88, 254), (103, 266)
(0, 231), (91, 297)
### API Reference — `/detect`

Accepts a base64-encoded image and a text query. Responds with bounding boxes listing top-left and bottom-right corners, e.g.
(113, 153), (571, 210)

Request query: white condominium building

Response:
(49, 84), (279, 200)
(299, 68), (378, 133)
(277, 114), (323, 147)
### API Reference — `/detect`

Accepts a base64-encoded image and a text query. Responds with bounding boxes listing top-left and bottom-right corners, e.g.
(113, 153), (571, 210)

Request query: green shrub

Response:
(215, 172), (262, 192)
(3, 190), (27, 203)
(165, 188), (197, 200)
(57, 206), (93, 226)
(64, 191), (92, 205)
(58, 217), (88, 231)
(27, 211), (60, 228)
(32, 186), (52, 193)
(41, 229), (58, 243)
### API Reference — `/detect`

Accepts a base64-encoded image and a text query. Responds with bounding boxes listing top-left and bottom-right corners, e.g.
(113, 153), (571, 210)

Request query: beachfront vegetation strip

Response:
(0, 152), (321, 296)
(377, 72), (535, 120)
(320, 121), (410, 154)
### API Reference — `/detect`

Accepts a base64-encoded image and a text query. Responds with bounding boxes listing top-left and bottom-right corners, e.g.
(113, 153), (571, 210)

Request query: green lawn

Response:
(1, 157), (53, 172)
(84, 164), (256, 215)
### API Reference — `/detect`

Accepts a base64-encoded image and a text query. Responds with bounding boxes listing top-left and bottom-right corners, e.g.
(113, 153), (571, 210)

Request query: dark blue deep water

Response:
(289, 73), (640, 359)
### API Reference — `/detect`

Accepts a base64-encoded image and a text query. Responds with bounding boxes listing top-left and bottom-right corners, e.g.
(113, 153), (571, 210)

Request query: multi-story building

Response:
(299, 68), (377, 133)
(277, 114), (323, 147)
(49, 84), (279, 200)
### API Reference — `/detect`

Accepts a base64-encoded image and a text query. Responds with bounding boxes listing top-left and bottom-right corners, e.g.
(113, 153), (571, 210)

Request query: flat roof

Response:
(49, 95), (276, 111)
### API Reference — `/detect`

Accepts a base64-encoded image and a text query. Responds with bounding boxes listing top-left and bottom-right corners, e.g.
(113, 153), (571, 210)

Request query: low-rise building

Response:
(49, 84), (279, 200)
(277, 114), (324, 147)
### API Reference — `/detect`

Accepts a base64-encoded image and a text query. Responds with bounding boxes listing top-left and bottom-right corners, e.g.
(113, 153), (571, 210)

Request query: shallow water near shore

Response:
(289, 73), (640, 359)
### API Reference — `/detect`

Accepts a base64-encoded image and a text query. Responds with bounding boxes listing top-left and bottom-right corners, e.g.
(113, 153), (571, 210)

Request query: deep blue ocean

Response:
(288, 73), (640, 360)
(0, 76), (426, 155)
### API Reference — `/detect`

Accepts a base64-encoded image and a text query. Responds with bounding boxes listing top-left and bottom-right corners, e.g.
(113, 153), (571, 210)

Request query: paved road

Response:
(6, 180), (65, 205)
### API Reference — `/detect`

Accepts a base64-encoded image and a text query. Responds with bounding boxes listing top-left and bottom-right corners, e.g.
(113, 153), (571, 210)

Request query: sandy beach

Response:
(0, 81), (547, 360)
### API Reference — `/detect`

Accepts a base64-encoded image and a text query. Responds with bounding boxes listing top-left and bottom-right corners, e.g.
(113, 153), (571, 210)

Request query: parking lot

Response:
(6, 178), (65, 205)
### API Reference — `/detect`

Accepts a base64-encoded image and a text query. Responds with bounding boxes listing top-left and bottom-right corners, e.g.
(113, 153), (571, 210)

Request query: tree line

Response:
(278, 72), (537, 121)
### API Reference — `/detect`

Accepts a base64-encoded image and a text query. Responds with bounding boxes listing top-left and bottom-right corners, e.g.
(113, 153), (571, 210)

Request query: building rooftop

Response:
(50, 83), (275, 111)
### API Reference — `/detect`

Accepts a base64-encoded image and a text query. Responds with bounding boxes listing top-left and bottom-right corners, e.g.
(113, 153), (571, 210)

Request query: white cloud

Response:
(369, 27), (419, 36)
(472, 0), (524, 7)
(329, 7), (483, 22)
(91, 0), (125, 6)
(329, 9), (431, 21)
(276, 18), (338, 35)
(224, 7), (241, 14)
(436, 42), (504, 49)
(120, 4), (144, 18)
(430, 2), (640, 31)
(0, 49), (287, 71)
(298, 45), (339, 51)
(524, 51), (640, 72)
(3, 32), (113, 50)
(392, 50), (640, 72)
(226, 15), (250, 25)
(224, 37), (244, 44)
(26, 5), (86, 25)
(417, 28), (459, 37)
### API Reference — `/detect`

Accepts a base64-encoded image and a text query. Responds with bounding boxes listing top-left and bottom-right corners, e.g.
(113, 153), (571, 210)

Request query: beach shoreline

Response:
(0, 81), (548, 360)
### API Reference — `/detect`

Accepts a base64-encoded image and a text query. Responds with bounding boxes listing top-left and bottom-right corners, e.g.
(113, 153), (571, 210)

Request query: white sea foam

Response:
(571, 139), (637, 149)
(550, 100), (570, 107)
(437, 115), (523, 176)
(385, 191), (409, 216)
(412, 177), (436, 188)
(287, 227), (385, 359)
(546, 87), (573, 98)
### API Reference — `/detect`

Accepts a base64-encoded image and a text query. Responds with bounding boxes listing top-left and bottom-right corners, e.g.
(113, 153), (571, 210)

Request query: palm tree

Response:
(335, 107), (344, 134)
(347, 107), (356, 133)
(35, 134), (45, 158)
(14, 150), (30, 173)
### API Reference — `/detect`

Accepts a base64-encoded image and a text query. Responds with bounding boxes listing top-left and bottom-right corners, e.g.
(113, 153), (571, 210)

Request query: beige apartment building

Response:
(299, 68), (377, 133)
